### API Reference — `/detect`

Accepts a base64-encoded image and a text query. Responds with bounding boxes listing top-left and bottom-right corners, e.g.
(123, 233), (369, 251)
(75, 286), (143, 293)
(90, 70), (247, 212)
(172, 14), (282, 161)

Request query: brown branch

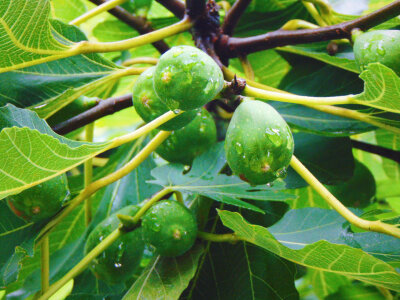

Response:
(217, 0), (400, 58)
(156, 0), (186, 19)
(222, 0), (252, 36)
(351, 140), (400, 164)
(88, 0), (169, 53)
(52, 94), (133, 135)
(186, 0), (206, 19)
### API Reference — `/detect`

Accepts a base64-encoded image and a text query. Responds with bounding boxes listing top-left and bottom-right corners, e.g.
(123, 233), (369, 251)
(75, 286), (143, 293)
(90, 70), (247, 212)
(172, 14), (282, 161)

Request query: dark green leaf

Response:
(150, 143), (296, 213)
(185, 242), (298, 300)
(123, 244), (204, 299)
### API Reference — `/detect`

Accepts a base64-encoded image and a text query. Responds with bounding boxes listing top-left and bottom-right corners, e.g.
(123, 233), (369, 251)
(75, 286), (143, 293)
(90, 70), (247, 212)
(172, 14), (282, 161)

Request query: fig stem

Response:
(281, 19), (319, 30)
(40, 236), (50, 294)
(244, 84), (354, 106)
(87, 0), (170, 54)
(238, 56), (255, 81)
(131, 187), (173, 224)
(38, 229), (123, 300)
(37, 131), (172, 242)
(302, 1), (328, 27)
(84, 123), (95, 226)
(69, 0), (128, 26)
(290, 155), (400, 239)
(0, 18), (192, 74)
(36, 67), (146, 120)
(308, 105), (400, 135)
(174, 190), (184, 204)
(122, 57), (159, 67)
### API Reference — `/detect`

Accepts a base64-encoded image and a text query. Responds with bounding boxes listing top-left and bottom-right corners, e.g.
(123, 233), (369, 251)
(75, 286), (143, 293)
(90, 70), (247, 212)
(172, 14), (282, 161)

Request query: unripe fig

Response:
(84, 205), (145, 284)
(153, 46), (224, 110)
(225, 100), (294, 186)
(141, 200), (198, 257)
(133, 67), (197, 131)
(353, 30), (400, 75)
(153, 108), (217, 165)
(7, 174), (69, 222)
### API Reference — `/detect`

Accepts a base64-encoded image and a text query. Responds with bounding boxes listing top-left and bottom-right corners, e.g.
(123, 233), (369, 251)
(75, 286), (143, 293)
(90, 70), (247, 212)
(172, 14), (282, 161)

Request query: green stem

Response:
(37, 131), (172, 242)
(238, 56), (254, 81)
(197, 232), (240, 243)
(108, 111), (178, 149)
(309, 105), (400, 135)
(122, 57), (159, 66)
(41, 236), (50, 294)
(302, 1), (328, 26)
(281, 19), (319, 30)
(174, 190), (184, 204)
(70, 0), (128, 26)
(1, 19), (192, 74)
(303, 0), (332, 16)
(244, 84), (354, 106)
(36, 67), (147, 119)
(38, 229), (123, 300)
(290, 155), (400, 239)
(131, 187), (173, 223)
(84, 123), (95, 226)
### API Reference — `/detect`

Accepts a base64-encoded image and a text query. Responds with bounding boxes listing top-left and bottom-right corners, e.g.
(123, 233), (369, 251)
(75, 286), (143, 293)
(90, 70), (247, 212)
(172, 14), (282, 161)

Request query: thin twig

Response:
(351, 140), (400, 164)
(222, 0), (252, 35)
(52, 94), (132, 135)
(217, 0), (400, 58)
(156, 0), (185, 19)
(88, 0), (170, 53)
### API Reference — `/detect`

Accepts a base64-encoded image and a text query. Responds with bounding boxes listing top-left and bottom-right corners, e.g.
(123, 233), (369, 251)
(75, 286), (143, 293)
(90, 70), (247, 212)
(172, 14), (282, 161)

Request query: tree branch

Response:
(156, 0), (186, 19)
(186, 0), (206, 19)
(217, 0), (400, 58)
(88, 0), (169, 54)
(351, 140), (400, 164)
(52, 94), (132, 135)
(222, 0), (252, 36)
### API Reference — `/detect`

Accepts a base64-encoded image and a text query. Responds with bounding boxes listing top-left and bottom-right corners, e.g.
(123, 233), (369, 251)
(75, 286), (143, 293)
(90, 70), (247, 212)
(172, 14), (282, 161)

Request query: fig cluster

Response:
(133, 45), (222, 165)
(84, 200), (198, 284)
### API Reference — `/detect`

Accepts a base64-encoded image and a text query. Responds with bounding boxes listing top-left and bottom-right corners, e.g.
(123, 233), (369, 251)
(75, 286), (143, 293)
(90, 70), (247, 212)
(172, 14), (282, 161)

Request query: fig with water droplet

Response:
(353, 30), (400, 75)
(153, 46), (224, 110)
(7, 174), (69, 222)
(225, 100), (294, 185)
(84, 206), (145, 284)
(141, 200), (198, 257)
(152, 108), (217, 165)
(133, 67), (198, 131)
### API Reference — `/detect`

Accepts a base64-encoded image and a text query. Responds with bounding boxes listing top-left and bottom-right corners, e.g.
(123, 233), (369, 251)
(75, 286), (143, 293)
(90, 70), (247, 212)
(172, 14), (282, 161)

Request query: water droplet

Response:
(276, 167), (287, 179)
(377, 41), (386, 56)
(151, 222), (161, 232)
(235, 142), (243, 154)
(114, 263), (122, 268)
(173, 109), (181, 115)
(173, 49), (184, 57)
